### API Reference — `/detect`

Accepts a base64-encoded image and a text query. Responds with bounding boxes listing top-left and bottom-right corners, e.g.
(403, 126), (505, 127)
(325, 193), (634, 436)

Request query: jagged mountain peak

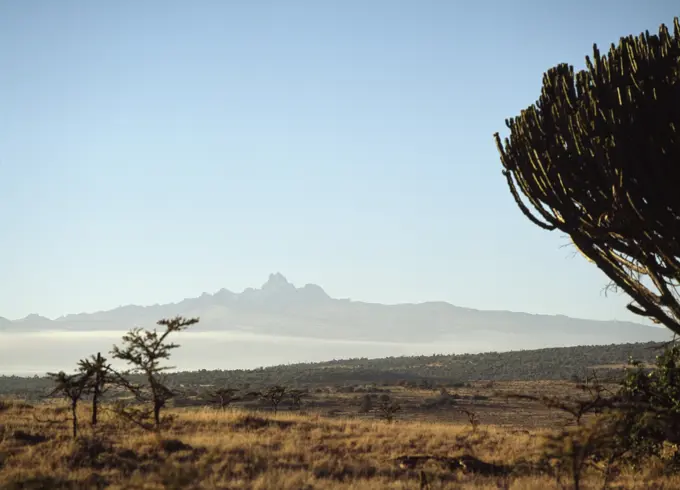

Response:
(258, 273), (331, 301)
(261, 272), (293, 290)
(301, 283), (330, 300)
(19, 313), (51, 322)
(213, 288), (235, 299)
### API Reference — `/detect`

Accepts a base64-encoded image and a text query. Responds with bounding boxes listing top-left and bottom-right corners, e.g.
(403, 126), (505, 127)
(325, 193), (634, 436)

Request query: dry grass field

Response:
(0, 380), (678, 489)
(302, 381), (611, 428)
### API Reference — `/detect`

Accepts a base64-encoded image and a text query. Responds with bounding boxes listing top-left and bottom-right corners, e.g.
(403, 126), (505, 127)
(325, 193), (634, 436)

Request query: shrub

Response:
(611, 344), (680, 467)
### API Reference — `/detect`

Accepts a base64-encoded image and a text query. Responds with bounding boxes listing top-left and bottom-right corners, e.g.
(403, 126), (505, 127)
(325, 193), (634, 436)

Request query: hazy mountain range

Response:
(0, 273), (672, 350)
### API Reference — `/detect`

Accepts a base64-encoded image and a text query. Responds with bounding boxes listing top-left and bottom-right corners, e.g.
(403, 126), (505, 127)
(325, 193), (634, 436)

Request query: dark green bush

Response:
(612, 344), (680, 466)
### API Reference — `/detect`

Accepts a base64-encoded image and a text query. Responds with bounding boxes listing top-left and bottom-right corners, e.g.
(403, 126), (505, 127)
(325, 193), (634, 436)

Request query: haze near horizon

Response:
(0, 272), (671, 376)
(2, 1), (677, 325)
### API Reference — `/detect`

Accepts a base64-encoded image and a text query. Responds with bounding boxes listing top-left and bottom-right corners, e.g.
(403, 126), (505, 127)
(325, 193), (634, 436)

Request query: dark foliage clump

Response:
(534, 343), (680, 489)
(611, 343), (680, 467)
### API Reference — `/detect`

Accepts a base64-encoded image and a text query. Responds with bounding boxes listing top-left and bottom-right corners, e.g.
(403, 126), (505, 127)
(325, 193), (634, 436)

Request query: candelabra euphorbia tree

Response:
(494, 18), (680, 335)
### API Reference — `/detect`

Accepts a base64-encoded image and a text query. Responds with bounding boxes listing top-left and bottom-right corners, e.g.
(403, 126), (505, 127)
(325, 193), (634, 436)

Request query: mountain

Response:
(0, 316), (11, 330)
(2, 273), (672, 351)
(14, 314), (53, 329)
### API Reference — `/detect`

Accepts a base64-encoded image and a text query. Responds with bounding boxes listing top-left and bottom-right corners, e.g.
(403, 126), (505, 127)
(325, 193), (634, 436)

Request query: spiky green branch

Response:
(494, 18), (680, 334)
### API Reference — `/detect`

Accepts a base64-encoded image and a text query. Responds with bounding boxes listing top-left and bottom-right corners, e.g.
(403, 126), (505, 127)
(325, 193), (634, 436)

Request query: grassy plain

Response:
(0, 381), (675, 489)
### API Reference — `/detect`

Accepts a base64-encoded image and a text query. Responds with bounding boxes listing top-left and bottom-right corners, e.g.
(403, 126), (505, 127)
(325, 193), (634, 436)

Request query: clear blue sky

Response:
(1, 1), (677, 322)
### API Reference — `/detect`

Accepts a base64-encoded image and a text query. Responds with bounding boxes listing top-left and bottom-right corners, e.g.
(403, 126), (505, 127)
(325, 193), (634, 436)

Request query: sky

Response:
(0, 1), (677, 322)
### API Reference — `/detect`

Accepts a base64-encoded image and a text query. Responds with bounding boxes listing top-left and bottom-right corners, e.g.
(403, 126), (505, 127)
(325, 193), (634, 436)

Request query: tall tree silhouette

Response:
(111, 316), (199, 430)
(77, 352), (114, 427)
(494, 18), (680, 334)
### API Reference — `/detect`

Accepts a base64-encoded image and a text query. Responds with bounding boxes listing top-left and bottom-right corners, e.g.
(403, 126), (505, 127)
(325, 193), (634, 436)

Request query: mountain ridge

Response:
(2, 273), (672, 350)
(5, 272), (655, 325)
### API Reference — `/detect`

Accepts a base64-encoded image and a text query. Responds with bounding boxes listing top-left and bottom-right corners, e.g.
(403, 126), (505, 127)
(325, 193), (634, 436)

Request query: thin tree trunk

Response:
(71, 401), (78, 439)
(92, 354), (102, 426)
(91, 388), (99, 426)
(154, 403), (161, 429)
(572, 457), (580, 490)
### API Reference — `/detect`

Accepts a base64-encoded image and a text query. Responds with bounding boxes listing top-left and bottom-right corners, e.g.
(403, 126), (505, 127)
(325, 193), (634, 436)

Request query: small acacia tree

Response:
(288, 389), (306, 411)
(111, 315), (199, 430)
(46, 371), (89, 438)
(77, 352), (114, 427)
(494, 18), (680, 335)
(259, 385), (287, 414)
(377, 394), (401, 422)
(207, 387), (240, 410)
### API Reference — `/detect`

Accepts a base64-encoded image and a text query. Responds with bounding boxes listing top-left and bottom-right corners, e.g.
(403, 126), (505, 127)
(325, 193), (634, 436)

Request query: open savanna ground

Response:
(0, 379), (677, 490)
(175, 380), (621, 430)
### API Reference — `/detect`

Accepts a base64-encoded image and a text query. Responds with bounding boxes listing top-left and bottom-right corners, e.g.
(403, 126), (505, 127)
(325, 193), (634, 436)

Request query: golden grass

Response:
(0, 397), (678, 489)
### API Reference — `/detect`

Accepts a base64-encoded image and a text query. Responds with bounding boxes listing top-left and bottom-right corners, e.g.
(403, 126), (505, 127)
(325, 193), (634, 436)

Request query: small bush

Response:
(610, 344), (680, 466)
(358, 394), (372, 414)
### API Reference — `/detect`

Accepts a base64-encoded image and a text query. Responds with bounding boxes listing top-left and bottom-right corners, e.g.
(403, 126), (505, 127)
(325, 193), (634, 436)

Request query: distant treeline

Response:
(0, 341), (666, 398)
